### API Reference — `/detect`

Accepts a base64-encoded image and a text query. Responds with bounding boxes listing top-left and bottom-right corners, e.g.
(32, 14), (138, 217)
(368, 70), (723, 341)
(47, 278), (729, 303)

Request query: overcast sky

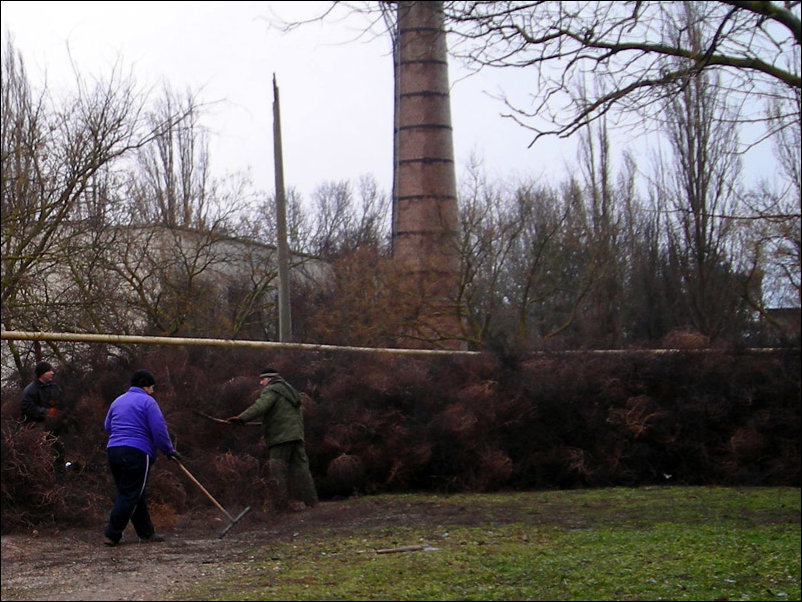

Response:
(2, 0), (585, 203)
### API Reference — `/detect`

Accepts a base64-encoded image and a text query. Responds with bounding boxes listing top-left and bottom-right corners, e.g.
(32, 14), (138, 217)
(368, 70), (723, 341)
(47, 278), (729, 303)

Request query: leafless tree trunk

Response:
(571, 116), (626, 347)
(650, 5), (750, 339)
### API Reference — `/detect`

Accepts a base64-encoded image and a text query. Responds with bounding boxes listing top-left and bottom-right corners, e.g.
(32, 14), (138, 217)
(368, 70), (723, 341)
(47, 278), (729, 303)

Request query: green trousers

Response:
(266, 440), (318, 510)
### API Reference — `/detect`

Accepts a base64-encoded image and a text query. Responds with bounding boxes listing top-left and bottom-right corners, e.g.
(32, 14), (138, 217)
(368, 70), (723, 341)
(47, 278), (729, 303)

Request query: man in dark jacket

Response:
(20, 361), (62, 423)
(227, 368), (318, 511)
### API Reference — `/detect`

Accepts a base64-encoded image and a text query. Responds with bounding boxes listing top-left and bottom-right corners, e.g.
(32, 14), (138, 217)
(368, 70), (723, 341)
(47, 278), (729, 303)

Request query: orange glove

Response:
(46, 408), (60, 418)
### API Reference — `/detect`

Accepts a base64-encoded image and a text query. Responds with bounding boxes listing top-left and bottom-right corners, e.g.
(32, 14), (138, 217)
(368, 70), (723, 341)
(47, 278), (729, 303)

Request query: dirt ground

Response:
(0, 497), (491, 601)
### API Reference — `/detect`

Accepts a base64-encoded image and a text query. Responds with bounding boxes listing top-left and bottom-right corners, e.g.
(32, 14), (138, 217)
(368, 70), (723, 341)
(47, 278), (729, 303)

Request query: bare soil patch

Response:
(0, 497), (493, 601)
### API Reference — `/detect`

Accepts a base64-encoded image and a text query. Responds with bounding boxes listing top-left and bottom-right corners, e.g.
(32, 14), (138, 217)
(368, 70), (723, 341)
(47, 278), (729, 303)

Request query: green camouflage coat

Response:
(237, 377), (305, 447)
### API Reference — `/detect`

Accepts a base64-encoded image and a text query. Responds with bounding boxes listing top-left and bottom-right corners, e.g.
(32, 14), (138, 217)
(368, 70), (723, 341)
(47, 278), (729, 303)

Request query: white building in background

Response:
(0, 223), (329, 383)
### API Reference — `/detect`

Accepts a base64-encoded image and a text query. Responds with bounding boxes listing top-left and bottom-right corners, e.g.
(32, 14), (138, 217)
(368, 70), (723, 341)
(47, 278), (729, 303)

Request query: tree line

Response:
(2, 1), (800, 379)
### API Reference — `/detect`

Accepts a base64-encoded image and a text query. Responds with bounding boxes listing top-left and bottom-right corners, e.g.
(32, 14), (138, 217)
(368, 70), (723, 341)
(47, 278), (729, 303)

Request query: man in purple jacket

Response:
(103, 369), (180, 546)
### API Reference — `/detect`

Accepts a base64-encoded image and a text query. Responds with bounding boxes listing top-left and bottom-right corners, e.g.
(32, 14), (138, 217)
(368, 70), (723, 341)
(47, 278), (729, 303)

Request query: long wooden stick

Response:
(193, 410), (260, 426)
(171, 458), (252, 538)
(173, 459), (234, 520)
(376, 545), (425, 554)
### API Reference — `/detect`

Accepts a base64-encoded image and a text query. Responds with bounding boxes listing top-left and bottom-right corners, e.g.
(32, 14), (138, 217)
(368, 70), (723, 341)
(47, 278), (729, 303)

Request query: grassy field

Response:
(176, 486), (800, 601)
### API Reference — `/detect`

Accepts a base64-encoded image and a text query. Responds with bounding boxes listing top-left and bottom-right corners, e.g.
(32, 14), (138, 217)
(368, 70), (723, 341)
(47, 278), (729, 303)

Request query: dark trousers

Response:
(104, 445), (156, 542)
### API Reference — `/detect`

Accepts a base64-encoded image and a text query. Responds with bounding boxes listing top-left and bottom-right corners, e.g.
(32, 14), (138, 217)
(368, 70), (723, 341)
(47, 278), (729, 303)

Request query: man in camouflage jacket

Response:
(228, 368), (318, 511)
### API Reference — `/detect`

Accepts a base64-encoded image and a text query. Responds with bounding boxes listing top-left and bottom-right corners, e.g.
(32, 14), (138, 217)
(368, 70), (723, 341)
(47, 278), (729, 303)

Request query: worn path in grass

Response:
(1, 496), (509, 601)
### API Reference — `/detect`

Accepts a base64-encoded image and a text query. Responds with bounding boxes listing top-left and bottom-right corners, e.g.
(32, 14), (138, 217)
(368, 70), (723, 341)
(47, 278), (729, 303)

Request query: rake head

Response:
(218, 506), (252, 539)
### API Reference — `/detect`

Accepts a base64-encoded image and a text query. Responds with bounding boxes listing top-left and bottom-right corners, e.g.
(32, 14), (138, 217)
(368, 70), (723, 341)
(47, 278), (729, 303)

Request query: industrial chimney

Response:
(392, 1), (464, 349)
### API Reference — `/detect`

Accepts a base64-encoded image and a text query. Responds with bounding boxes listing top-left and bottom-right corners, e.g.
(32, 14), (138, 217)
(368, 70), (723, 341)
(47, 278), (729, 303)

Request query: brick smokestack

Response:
(392, 1), (464, 349)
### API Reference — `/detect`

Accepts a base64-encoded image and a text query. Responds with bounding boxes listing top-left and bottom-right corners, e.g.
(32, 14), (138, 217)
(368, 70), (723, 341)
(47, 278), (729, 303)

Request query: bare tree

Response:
(309, 180), (356, 257)
(441, 1), (799, 145)
(559, 113), (642, 348)
(742, 87), (802, 315)
(447, 1), (800, 317)
(618, 156), (671, 344)
(0, 39), (190, 372)
(293, 244), (412, 347)
(648, 9), (749, 340)
(456, 157), (609, 351)
(305, 175), (391, 258)
(455, 158), (528, 348)
(286, 2), (798, 150)
(122, 85), (249, 232)
(276, 0), (799, 350)
(241, 187), (309, 253)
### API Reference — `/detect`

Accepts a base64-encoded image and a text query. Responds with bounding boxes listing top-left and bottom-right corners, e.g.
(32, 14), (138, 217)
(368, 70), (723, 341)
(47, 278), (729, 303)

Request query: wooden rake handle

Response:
(171, 457), (234, 521)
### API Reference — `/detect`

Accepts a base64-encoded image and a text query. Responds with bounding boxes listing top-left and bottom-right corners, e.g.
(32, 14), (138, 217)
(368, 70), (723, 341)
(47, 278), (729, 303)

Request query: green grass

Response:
(175, 486), (801, 601)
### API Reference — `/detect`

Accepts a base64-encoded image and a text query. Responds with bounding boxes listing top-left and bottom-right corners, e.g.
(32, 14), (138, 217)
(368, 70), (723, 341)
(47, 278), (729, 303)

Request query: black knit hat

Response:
(131, 369), (156, 388)
(35, 361), (53, 378)
(259, 368), (279, 379)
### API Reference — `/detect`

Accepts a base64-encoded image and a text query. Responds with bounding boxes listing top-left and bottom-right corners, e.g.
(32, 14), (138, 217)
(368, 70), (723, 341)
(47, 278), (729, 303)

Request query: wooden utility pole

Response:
(273, 74), (292, 342)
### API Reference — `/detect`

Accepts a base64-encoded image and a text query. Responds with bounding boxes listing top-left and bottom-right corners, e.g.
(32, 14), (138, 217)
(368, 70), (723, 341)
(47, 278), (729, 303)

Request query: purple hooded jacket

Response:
(104, 386), (176, 459)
